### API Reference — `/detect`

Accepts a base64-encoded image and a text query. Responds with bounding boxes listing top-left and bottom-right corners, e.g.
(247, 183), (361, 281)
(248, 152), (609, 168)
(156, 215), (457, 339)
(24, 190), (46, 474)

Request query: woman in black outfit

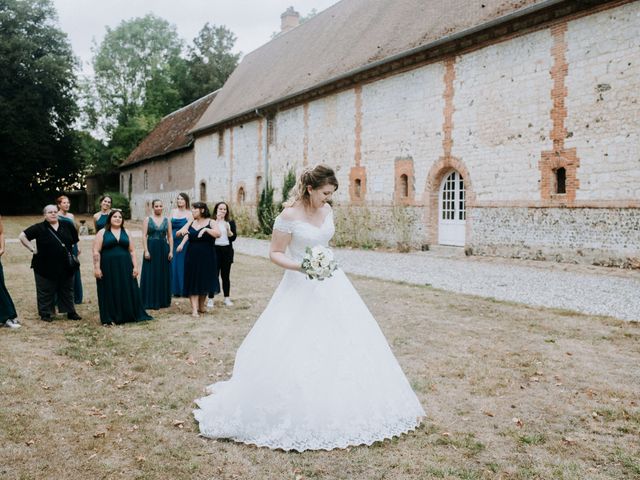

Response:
(212, 202), (237, 306)
(18, 205), (81, 322)
(176, 202), (220, 317)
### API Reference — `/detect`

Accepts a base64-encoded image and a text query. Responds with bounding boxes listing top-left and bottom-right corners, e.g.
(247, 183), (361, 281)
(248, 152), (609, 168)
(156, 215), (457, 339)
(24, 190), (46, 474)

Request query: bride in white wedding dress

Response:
(194, 165), (424, 451)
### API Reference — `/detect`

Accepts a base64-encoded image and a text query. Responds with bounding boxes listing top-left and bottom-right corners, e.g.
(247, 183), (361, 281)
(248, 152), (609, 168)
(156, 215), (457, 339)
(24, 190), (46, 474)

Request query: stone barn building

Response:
(119, 91), (217, 219)
(131, 0), (639, 267)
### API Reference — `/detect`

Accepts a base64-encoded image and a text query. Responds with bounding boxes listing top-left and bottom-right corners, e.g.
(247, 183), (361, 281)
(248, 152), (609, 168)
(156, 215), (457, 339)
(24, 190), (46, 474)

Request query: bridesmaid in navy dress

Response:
(57, 195), (83, 304)
(176, 202), (220, 317)
(140, 200), (173, 309)
(93, 210), (151, 325)
(170, 193), (192, 297)
(93, 195), (112, 232)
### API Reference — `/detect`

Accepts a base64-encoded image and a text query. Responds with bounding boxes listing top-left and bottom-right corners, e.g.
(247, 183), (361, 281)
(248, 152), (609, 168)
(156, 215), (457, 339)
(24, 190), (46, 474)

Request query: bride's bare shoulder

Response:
(279, 206), (302, 221)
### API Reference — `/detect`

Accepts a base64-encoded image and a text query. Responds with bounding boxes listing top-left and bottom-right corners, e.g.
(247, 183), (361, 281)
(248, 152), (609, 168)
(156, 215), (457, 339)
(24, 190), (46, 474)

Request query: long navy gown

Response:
(183, 225), (220, 297)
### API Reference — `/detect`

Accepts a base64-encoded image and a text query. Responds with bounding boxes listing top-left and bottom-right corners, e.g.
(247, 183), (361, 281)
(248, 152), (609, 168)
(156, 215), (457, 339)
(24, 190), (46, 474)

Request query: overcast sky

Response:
(52, 0), (340, 74)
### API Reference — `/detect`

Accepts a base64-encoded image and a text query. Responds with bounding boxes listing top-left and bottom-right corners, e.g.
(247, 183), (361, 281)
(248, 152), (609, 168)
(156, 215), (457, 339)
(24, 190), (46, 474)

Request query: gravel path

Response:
(234, 237), (640, 322)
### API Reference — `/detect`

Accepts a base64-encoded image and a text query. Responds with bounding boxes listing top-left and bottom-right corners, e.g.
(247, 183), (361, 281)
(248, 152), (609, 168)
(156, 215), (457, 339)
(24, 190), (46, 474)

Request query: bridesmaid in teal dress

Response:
(170, 193), (192, 297)
(93, 210), (151, 325)
(140, 200), (173, 309)
(93, 195), (112, 232)
(0, 215), (20, 328)
(57, 195), (83, 304)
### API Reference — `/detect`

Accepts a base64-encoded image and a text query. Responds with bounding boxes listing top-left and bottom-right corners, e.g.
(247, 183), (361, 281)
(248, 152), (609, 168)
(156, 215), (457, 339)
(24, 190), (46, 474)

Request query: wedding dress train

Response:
(193, 210), (424, 451)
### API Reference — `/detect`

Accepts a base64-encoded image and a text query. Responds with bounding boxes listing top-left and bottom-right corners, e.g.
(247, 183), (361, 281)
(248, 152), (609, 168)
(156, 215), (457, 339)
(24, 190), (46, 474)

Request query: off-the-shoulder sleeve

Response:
(273, 215), (295, 234)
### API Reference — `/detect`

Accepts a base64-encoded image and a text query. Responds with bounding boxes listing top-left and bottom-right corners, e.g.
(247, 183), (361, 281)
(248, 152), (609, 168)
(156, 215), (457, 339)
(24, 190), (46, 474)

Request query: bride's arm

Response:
(269, 230), (303, 272)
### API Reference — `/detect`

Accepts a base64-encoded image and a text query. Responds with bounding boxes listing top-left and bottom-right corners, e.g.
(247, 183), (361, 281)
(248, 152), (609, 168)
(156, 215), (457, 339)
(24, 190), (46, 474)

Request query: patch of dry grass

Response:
(0, 218), (639, 479)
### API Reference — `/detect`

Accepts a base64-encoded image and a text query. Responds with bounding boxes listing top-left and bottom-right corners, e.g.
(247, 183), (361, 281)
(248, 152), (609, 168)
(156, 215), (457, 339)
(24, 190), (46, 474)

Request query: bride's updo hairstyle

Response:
(284, 164), (339, 207)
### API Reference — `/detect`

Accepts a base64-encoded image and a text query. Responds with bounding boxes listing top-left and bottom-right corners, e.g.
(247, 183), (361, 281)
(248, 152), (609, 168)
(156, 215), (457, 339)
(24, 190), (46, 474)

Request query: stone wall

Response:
(122, 149), (195, 219)
(191, 2), (640, 266)
(469, 207), (640, 267)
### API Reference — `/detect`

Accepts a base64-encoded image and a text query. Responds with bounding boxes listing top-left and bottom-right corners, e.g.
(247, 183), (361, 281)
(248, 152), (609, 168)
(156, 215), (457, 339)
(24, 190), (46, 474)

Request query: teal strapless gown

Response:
(58, 215), (83, 304)
(96, 229), (152, 325)
(140, 217), (171, 309)
(170, 217), (188, 296)
(0, 261), (17, 323)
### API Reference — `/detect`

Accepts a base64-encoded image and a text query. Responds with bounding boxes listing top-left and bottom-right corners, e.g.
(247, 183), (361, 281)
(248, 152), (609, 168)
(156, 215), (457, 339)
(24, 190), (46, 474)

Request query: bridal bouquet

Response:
(301, 245), (338, 281)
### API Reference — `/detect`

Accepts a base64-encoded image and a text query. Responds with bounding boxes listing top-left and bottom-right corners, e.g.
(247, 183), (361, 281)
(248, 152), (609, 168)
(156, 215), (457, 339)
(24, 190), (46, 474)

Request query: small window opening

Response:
(218, 130), (225, 156)
(555, 167), (566, 194)
(267, 117), (275, 146)
(400, 174), (409, 198)
(237, 187), (246, 205)
(354, 178), (362, 198)
(200, 181), (207, 202)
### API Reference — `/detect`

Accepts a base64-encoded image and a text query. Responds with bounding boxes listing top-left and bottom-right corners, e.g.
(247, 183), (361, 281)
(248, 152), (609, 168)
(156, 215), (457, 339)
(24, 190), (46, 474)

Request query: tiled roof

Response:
(193, 0), (549, 132)
(121, 91), (218, 168)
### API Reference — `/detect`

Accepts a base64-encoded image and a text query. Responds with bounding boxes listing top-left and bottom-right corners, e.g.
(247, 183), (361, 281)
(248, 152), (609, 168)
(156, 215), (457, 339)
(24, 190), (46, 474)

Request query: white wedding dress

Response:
(193, 209), (425, 451)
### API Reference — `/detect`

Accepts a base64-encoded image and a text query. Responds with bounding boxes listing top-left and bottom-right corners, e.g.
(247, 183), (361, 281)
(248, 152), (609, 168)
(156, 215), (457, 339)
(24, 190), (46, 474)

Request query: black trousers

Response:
(215, 245), (233, 297)
(34, 272), (75, 317)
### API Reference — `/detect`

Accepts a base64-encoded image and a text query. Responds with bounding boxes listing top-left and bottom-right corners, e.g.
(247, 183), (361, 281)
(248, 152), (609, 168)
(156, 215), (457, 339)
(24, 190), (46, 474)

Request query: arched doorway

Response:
(438, 170), (466, 246)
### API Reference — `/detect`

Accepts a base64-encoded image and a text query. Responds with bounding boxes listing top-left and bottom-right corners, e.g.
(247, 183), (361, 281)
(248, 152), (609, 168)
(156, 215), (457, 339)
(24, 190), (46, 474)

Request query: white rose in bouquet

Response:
(301, 245), (338, 281)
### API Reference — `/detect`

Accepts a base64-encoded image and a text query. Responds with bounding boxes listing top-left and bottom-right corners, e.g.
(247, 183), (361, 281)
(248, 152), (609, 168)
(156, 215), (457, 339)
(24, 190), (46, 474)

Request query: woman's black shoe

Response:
(40, 315), (52, 322)
(67, 312), (82, 320)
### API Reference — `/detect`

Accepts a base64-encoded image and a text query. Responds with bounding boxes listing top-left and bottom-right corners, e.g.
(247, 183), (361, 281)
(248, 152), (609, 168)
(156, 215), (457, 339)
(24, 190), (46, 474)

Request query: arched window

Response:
(128, 174), (132, 199)
(400, 174), (409, 198)
(143, 170), (148, 191)
(354, 178), (362, 198)
(237, 187), (246, 205)
(555, 167), (566, 194)
(200, 181), (207, 202)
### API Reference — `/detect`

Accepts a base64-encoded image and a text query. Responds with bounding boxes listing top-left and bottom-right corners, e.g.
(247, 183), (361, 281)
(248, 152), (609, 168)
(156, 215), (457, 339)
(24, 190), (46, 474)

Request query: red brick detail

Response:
(303, 102), (309, 166)
(539, 22), (580, 206)
(354, 85), (362, 167)
(424, 156), (475, 246)
(394, 157), (415, 205)
(236, 181), (247, 205)
(349, 165), (366, 205)
(442, 58), (456, 158)
(420, 57), (474, 245)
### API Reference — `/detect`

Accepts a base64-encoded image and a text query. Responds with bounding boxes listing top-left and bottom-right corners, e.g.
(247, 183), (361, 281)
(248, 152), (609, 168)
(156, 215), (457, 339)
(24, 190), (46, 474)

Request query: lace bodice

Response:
(273, 209), (335, 263)
(147, 217), (168, 240)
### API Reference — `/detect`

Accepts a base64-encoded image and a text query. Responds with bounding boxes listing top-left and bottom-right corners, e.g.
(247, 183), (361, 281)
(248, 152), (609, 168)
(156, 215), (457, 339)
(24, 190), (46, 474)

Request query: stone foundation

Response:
(469, 207), (640, 267)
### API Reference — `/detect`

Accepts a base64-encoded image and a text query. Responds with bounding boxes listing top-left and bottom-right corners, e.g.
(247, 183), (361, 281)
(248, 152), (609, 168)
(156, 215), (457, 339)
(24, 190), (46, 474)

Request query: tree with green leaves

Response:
(179, 23), (240, 105)
(86, 14), (185, 138)
(0, 0), (81, 212)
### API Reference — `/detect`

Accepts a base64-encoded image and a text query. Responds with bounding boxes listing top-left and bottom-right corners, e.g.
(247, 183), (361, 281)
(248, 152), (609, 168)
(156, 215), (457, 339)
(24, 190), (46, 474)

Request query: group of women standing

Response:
(2, 192), (236, 328)
(93, 192), (236, 322)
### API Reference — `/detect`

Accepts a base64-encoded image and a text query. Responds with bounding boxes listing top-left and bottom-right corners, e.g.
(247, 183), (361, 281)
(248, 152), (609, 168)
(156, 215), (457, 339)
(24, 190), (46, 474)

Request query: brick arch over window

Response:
(424, 157), (475, 246)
